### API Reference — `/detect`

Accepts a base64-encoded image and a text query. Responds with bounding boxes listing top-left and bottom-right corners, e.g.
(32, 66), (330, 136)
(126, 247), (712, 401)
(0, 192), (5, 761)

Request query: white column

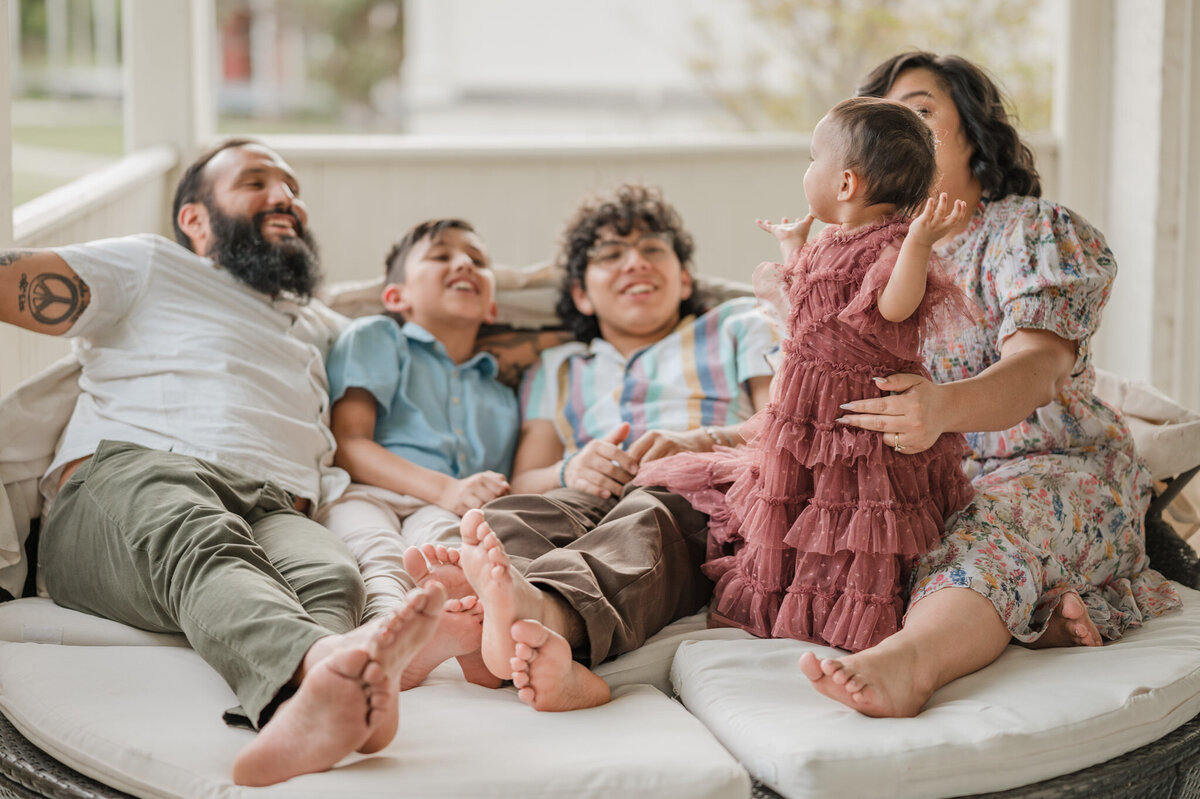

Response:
(1052, 0), (1113, 233)
(92, 0), (119, 70)
(46, 0), (67, 93)
(122, 0), (213, 156)
(0, 0), (13, 245)
(1171, 0), (1200, 409)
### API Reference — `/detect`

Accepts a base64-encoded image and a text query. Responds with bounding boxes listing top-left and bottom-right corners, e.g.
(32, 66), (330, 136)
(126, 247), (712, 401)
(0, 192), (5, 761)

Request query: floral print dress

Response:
(914, 195), (1180, 641)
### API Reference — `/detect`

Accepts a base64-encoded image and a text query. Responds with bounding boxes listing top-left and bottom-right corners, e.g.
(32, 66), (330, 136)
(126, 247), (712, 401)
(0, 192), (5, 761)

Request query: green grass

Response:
(12, 124), (124, 156)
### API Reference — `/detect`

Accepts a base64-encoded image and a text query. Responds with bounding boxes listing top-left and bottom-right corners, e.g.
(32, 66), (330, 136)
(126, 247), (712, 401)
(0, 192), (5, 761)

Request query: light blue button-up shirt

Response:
(326, 315), (519, 478)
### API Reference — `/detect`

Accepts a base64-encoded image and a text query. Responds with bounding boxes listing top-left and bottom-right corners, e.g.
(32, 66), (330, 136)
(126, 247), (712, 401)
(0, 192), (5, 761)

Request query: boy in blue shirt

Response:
(320, 219), (519, 686)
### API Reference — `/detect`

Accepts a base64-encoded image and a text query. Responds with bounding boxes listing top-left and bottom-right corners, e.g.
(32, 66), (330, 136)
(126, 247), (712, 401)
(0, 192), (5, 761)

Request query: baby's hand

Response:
(908, 194), (967, 247)
(757, 214), (814, 260)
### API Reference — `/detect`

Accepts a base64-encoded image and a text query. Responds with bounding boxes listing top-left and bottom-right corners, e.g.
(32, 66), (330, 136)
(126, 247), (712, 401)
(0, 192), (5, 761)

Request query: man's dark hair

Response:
(384, 218), (477, 284)
(857, 52), (1041, 199)
(556, 183), (706, 343)
(171, 137), (263, 251)
(828, 97), (937, 217)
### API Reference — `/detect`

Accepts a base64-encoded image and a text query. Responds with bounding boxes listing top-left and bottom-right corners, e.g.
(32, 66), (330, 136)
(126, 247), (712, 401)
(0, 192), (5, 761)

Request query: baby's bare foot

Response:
(510, 619), (610, 711)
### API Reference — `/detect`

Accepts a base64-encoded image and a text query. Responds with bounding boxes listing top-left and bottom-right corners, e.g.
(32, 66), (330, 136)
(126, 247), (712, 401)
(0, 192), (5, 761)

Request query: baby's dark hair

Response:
(557, 183), (705, 343)
(827, 97), (938, 217)
(384, 218), (477, 284)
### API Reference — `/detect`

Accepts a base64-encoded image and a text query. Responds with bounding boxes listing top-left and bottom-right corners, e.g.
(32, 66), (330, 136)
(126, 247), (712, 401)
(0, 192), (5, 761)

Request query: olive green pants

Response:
(41, 440), (365, 727)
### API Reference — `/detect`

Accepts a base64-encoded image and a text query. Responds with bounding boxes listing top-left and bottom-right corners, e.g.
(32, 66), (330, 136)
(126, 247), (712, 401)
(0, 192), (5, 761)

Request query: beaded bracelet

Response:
(705, 426), (729, 447)
(559, 451), (578, 487)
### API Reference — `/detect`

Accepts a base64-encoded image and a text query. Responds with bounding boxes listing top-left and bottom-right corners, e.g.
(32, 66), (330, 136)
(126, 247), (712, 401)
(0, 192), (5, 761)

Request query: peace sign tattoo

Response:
(18, 272), (89, 326)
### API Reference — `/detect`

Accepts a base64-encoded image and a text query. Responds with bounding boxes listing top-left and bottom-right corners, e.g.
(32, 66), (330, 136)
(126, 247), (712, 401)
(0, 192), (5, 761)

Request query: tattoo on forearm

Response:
(18, 272), (89, 326)
(0, 250), (37, 268)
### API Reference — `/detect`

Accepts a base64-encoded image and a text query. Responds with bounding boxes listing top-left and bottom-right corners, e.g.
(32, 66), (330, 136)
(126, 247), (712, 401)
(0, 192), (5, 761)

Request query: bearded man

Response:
(0, 140), (445, 786)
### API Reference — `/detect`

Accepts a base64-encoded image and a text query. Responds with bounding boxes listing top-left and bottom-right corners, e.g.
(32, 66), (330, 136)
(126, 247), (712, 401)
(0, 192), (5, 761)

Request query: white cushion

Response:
(0, 597), (185, 647)
(671, 582), (1200, 799)
(0, 639), (749, 799)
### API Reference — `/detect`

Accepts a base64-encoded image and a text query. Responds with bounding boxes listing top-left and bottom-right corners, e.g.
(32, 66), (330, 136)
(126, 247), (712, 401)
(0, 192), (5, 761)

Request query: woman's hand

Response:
(835, 373), (949, 454)
(562, 423), (641, 499)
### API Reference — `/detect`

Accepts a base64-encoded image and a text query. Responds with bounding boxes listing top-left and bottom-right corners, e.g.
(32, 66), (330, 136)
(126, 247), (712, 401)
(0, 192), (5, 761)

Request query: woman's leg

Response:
(798, 586), (1010, 717)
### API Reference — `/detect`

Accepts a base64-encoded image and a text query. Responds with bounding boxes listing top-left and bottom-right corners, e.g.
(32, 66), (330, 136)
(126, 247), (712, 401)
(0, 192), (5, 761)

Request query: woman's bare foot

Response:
(510, 619), (611, 711)
(400, 595), (500, 689)
(797, 644), (932, 718)
(404, 544), (474, 599)
(232, 582), (446, 786)
(458, 509), (548, 679)
(1022, 591), (1103, 649)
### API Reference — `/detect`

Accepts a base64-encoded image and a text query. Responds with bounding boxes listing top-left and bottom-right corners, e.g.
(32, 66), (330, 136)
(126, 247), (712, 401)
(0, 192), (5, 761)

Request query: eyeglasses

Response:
(586, 233), (675, 269)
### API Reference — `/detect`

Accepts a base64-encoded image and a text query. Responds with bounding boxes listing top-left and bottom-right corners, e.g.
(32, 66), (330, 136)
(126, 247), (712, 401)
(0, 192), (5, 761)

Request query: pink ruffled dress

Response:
(636, 216), (975, 652)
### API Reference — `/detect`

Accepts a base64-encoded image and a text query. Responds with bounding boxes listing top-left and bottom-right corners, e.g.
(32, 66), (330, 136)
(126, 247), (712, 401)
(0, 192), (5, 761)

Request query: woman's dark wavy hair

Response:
(857, 52), (1041, 200)
(556, 183), (707, 343)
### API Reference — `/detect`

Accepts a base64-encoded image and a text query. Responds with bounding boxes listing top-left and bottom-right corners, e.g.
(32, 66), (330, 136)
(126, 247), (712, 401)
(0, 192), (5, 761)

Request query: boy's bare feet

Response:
(510, 619), (611, 711)
(1022, 591), (1102, 649)
(797, 644), (932, 718)
(458, 509), (549, 680)
(231, 582), (445, 786)
(401, 542), (502, 689)
(404, 543), (474, 599)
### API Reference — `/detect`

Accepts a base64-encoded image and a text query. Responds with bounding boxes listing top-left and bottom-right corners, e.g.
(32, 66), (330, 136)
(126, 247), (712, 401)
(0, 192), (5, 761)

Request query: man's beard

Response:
(205, 201), (322, 300)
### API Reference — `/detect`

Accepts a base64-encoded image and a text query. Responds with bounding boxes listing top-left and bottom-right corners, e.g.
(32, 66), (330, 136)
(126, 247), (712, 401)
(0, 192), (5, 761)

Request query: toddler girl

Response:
(636, 97), (976, 652)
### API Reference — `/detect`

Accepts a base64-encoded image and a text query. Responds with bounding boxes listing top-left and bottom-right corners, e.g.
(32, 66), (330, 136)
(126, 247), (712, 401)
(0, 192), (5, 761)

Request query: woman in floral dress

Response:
(801, 52), (1181, 717)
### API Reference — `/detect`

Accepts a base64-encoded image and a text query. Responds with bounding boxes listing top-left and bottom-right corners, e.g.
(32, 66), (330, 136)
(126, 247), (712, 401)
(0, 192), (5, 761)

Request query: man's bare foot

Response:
(458, 509), (548, 679)
(400, 595), (501, 689)
(510, 619), (611, 711)
(797, 645), (931, 718)
(404, 544), (473, 599)
(1022, 591), (1102, 649)
(232, 583), (446, 786)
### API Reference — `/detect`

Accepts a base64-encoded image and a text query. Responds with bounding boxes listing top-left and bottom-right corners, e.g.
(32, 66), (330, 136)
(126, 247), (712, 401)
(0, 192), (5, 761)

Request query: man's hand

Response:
(436, 471), (511, 516)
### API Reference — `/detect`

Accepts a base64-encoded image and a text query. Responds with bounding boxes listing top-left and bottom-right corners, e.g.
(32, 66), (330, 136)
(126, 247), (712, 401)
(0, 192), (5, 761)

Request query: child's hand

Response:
(908, 194), (968, 247)
(437, 472), (510, 516)
(757, 214), (815, 256)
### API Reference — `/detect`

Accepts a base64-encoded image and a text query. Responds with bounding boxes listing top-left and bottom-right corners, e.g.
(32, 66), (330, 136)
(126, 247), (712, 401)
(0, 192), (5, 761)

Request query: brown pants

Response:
(482, 485), (712, 667)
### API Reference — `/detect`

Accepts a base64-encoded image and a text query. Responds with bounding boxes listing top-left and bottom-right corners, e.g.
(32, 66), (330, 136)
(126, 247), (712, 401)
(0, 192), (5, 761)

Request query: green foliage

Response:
(688, 0), (1052, 132)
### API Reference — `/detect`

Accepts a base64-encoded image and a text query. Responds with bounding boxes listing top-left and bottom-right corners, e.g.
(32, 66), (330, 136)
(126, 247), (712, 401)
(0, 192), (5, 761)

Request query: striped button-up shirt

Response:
(520, 297), (776, 454)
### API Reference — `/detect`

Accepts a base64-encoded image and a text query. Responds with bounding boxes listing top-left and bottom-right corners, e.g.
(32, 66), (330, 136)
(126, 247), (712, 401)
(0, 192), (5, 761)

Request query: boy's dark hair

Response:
(828, 97), (937, 217)
(171, 137), (262, 251)
(556, 183), (706, 343)
(384, 218), (477, 284)
(857, 51), (1041, 199)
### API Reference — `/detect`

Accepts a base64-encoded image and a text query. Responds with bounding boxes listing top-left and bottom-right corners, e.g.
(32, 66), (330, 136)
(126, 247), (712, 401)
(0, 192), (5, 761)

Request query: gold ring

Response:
(894, 433), (903, 453)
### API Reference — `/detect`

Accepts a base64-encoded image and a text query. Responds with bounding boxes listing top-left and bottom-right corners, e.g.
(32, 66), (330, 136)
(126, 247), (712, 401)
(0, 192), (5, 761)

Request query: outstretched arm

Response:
(331, 388), (509, 515)
(0, 249), (91, 335)
(876, 195), (966, 322)
(757, 214), (814, 262)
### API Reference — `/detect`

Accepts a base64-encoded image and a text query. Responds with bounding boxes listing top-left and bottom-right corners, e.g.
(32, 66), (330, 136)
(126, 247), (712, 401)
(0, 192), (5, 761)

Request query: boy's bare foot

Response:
(232, 582), (446, 786)
(458, 509), (548, 679)
(404, 544), (474, 599)
(1022, 591), (1102, 649)
(510, 619), (611, 711)
(400, 595), (501, 689)
(797, 645), (931, 718)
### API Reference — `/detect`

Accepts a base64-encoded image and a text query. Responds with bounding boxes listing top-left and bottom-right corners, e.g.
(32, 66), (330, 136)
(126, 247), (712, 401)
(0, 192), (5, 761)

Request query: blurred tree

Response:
(688, 0), (1052, 133)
